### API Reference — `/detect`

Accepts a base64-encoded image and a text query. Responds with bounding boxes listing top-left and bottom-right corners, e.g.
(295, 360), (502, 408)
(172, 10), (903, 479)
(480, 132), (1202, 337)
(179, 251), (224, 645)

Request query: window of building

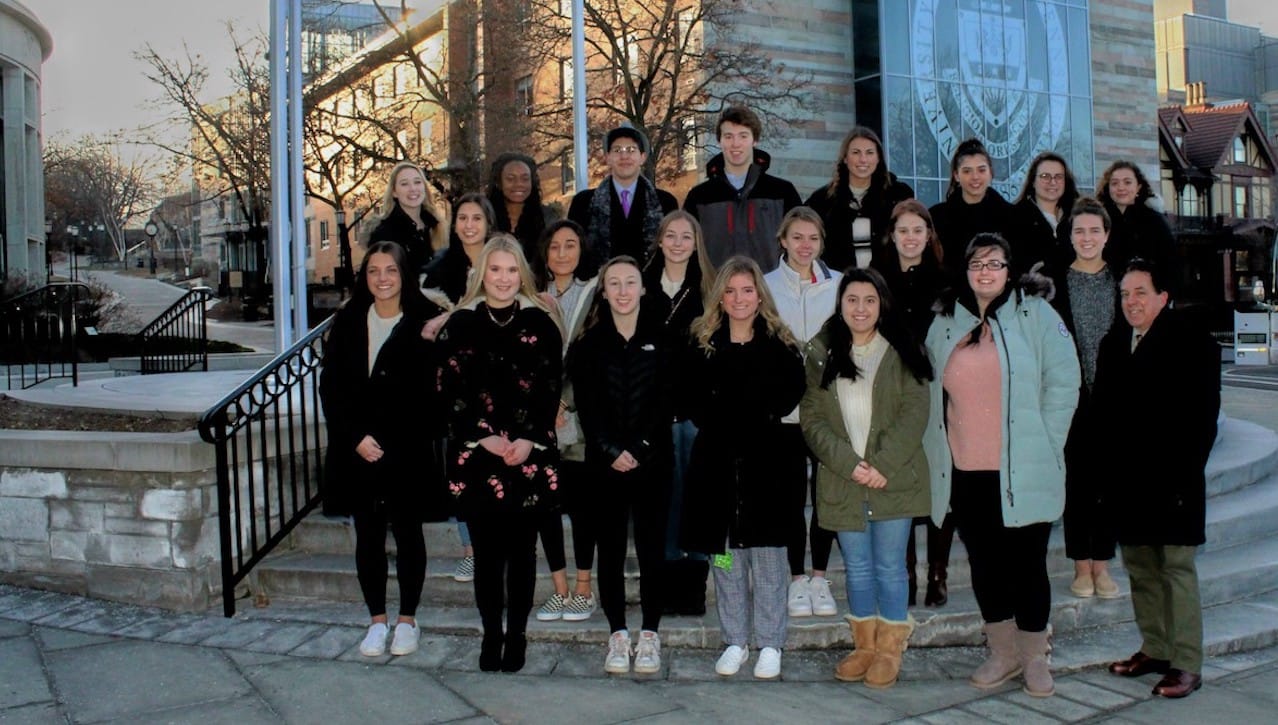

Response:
(679, 115), (700, 171)
(420, 120), (434, 156)
(561, 151), (574, 195)
(560, 59), (574, 102)
(1178, 184), (1200, 217)
(320, 220), (331, 250)
(678, 7), (701, 54)
(1234, 137), (1247, 164)
(1235, 184), (1249, 218)
(615, 33), (640, 84)
(516, 75), (534, 116)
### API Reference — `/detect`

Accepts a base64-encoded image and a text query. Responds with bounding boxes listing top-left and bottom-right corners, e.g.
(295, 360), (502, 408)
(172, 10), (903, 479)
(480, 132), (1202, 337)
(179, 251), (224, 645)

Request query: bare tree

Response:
(529, 0), (813, 182)
(44, 136), (156, 262)
(136, 26), (272, 289)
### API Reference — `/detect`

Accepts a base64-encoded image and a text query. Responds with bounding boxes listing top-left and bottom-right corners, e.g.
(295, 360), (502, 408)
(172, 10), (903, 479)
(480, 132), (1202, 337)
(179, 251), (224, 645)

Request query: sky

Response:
(32, 0), (269, 143)
(26, 0), (1278, 144)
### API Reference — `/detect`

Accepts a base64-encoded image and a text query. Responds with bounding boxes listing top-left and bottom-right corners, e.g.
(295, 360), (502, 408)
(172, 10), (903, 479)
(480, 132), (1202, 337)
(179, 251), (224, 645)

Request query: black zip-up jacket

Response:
(929, 189), (1012, 276)
(683, 149), (802, 272)
(568, 304), (673, 469)
(806, 174), (914, 273)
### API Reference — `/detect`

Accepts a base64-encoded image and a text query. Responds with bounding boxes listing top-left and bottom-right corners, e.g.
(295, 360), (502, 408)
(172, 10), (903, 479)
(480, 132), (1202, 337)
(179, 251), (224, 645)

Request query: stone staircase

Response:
(246, 416), (1278, 665)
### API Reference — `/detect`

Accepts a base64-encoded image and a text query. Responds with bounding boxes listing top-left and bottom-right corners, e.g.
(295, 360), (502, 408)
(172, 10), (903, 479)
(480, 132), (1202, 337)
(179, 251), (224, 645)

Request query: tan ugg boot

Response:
(1016, 628), (1055, 697)
(970, 619), (1023, 689)
(865, 616), (915, 689)
(834, 615), (878, 682)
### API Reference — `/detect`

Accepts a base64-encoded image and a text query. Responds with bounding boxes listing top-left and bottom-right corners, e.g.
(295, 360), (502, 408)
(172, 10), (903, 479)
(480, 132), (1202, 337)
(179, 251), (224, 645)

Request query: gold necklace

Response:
(486, 301), (517, 327)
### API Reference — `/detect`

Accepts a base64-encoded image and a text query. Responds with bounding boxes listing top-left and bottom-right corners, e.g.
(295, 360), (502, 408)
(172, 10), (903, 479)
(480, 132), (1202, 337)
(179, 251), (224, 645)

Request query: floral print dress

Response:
(437, 301), (564, 519)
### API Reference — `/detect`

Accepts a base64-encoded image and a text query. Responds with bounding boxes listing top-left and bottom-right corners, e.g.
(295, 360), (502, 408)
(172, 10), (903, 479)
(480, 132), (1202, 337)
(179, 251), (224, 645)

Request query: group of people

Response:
(317, 106), (1220, 700)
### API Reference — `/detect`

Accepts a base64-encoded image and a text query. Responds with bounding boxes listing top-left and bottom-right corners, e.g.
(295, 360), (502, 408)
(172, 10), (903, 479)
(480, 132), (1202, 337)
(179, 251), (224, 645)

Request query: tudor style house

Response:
(1159, 82), (1278, 325)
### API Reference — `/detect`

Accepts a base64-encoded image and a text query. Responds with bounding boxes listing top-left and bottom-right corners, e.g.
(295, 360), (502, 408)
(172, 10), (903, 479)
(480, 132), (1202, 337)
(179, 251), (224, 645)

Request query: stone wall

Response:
(0, 430), (222, 611)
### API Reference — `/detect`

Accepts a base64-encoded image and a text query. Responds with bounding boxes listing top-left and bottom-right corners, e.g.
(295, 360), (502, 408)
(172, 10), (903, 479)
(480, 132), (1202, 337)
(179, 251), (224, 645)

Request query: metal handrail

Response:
(198, 315), (333, 617)
(0, 282), (91, 389)
(139, 287), (214, 374)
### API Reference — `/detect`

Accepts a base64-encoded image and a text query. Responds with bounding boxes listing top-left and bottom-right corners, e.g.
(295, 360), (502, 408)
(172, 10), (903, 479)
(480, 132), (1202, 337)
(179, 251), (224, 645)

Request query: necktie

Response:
(620, 189), (631, 217)
(1132, 333), (1142, 353)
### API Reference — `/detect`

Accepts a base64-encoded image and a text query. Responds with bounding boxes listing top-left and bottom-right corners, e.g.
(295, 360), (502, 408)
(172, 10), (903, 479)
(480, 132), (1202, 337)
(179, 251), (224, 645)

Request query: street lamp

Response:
(145, 221), (159, 275)
(68, 226), (80, 282)
(334, 208), (353, 290)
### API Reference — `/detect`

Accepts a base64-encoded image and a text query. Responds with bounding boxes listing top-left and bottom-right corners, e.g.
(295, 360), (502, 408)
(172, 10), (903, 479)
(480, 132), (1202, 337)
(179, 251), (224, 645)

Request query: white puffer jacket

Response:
(764, 257), (842, 423)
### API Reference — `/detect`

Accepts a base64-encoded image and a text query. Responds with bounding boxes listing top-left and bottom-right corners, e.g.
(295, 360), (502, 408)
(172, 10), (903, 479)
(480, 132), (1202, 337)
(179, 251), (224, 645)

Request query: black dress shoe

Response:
(1108, 651), (1171, 677)
(1152, 669), (1202, 698)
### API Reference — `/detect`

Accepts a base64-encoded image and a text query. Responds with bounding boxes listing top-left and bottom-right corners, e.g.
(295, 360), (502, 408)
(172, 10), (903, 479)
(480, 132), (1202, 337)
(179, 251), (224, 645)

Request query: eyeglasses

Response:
(1037, 173), (1066, 183)
(967, 259), (1008, 271)
(609, 145), (640, 155)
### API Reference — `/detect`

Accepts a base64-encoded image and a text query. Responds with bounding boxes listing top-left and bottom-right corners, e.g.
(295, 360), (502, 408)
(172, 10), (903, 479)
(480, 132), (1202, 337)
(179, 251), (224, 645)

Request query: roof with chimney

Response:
(1159, 82), (1277, 176)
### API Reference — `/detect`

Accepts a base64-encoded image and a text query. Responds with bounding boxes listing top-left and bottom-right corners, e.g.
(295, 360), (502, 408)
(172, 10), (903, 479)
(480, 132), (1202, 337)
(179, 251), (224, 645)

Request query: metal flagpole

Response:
(571, 0), (588, 186)
(288, 0), (308, 336)
(269, 0), (294, 348)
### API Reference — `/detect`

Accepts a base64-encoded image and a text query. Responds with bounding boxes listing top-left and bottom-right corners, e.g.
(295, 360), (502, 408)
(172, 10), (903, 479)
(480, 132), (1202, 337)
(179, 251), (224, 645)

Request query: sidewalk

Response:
(2, 583), (1277, 724)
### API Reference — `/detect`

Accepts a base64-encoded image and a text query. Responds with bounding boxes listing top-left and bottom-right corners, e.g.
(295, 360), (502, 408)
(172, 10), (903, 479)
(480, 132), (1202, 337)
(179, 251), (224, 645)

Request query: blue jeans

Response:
(836, 517), (913, 621)
(665, 419), (705, 561)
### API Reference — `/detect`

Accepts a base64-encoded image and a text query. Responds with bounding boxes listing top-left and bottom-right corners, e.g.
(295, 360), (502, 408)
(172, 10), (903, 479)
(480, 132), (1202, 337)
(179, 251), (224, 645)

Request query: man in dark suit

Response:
(1093, 258), (1220, 699)
(568, 126), (678, 264)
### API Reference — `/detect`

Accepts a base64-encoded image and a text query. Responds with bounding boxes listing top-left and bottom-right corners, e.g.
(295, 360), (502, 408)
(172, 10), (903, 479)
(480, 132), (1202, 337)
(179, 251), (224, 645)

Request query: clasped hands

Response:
(853, 459), (887, 489)
(478, 435), (534, 465)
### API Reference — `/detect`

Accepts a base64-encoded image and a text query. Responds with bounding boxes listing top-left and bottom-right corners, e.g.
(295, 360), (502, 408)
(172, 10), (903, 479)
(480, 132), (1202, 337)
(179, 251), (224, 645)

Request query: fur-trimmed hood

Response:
(932, 265), (1056, 318)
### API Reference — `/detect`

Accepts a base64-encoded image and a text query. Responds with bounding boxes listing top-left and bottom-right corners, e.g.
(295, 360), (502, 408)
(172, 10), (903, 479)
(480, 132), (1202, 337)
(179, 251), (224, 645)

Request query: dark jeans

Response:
(596, 466), (669, 633)
(778, 424), (836, 575)
(353, 507), (426, 618)
(467, 511), (538, 637)
(950, 469), (1052, 632)
(665, 419), (706, 562)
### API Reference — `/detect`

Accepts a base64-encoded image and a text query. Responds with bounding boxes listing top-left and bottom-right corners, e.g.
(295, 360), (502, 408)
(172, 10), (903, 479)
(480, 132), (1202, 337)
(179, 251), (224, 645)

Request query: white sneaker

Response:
(359, 622), (389, 656)
(753, 646), (782, 679)
(810, 576), (837, 616)
(604, 630), (632, 673)
(788, 576), (813, 617)
(389, 622), (419, 656)
(633, 630), (661, 674)
(715, 644), (749, 676)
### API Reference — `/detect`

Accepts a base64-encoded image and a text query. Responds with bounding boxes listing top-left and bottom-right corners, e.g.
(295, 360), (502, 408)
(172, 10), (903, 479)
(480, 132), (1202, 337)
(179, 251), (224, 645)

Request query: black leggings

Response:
(353, 507), (426, 618)
(467, 511), (539, 637)
(780, 424), (836, 575)
(595, 468), (668, 633)
(537, 461), (596, 573)
(950, 469), (1052, 632)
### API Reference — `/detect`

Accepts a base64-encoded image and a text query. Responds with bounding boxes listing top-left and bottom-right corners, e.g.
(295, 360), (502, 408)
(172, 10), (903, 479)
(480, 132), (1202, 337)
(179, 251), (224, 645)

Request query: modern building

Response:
(0, 0), (51, 282)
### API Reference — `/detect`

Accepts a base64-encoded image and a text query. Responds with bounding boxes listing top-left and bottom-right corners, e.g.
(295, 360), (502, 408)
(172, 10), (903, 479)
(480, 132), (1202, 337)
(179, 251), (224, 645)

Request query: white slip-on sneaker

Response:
(633, 630), (661, 674)
(788, 576), (813, 617)
(389, 622), (419, 656)
(604, 630), (632, 674)
(715, 644), (749, 676)
(754, 646), (782, 679)
(359, 622), (389, 656)
(810, 576), (838, 616)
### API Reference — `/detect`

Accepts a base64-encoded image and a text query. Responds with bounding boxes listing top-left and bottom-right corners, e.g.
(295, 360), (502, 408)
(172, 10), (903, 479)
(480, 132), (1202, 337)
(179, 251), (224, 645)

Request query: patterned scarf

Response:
(586, 174), (665, 260)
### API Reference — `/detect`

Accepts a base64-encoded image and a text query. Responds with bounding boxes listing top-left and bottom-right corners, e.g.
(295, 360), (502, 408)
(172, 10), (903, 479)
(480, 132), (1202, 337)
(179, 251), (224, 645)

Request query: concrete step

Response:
(251, 530), (1278, 650)
(240, 560), (1278, 660)
(253, 455), (1278, 606)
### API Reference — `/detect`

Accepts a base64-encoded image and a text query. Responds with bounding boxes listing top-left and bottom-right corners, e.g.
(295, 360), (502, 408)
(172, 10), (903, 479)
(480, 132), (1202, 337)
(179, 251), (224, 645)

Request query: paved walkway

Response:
(2, 584), (1277, 724)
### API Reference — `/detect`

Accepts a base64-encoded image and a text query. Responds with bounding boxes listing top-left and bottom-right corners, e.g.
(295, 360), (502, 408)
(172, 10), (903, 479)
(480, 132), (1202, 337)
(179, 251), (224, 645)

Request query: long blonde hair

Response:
(458, 234), (563, 334)
(691, 256), (798, 353)
(380, 161), (447, 250)
(652, 210), (716, 301)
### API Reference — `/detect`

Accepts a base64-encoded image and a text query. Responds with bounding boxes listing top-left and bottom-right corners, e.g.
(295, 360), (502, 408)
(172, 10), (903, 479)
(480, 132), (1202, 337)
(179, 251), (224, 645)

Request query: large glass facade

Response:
(862, 0), (1095, 205)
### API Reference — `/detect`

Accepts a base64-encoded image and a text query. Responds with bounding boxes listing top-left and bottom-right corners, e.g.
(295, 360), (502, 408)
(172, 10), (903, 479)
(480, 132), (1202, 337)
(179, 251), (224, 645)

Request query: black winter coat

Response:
(683, 149), (802, 272)
(568, 304), (673, 476)
(805, 175), (914, 273)
(1005, 198), (1070, 277)
(422, 244), (471, 304)
(641, 251), (704, 420)
(369, 203), (441, 280)
(1100, 198), (1178, 288)
(436, 300), (564, 518)
(929, 189), (1012, 276)
(567, 181), (678, 263)
(680, 320), (806, 553)
(873, 254), (949, 342)
(319, 295), (449, 520)
(1092, 309), (1219, 546)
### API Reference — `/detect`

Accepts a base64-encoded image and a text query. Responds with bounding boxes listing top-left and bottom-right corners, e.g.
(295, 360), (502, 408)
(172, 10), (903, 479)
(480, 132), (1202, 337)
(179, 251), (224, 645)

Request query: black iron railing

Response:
(139, 287), (213, 374)
(0, 282), (90, 389)
(198, 316), (332, 617)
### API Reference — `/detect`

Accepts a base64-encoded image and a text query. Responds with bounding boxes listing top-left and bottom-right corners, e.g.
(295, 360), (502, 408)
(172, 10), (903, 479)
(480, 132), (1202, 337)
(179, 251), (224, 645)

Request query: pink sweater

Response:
(943, 323), (1002, 471)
